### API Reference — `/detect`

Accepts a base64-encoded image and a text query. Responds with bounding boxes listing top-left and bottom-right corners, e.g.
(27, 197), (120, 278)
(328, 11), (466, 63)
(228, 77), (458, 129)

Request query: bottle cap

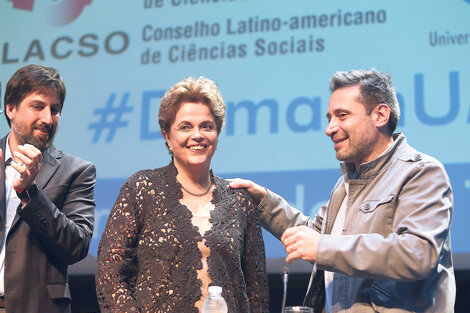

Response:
(208, 286), (222, 296)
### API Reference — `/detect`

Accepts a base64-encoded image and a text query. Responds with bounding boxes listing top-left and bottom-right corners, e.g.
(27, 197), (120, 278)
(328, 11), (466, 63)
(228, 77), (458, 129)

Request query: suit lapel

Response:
(0, 135), (8, 246)
(36, 145), (61, 190)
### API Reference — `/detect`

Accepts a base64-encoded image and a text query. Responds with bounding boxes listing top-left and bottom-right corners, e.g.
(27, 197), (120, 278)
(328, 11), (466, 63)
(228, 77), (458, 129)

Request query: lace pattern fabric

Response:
(96, 162), (269, 313)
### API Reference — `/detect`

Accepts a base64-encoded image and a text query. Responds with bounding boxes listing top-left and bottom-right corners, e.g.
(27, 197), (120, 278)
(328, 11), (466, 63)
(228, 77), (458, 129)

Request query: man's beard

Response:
(12, 122), (57, 152)
(336, 135), (375, 165)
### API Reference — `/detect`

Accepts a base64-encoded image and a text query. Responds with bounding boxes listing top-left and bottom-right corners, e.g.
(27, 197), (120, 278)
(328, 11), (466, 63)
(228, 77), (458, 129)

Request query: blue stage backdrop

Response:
(1, 0), (469, 268)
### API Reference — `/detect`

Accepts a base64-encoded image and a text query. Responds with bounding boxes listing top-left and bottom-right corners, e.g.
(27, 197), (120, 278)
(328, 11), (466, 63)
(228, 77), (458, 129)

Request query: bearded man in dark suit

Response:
(0, 64), (95, 313)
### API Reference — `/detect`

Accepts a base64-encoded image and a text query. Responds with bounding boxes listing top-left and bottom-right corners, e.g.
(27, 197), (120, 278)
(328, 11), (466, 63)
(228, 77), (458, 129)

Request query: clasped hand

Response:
(1, 144), (42, 190)
(281, 226), (321, 263)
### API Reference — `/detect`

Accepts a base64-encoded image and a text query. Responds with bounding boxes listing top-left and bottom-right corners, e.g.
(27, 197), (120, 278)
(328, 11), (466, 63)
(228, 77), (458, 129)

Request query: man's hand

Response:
(228, 178), (267, 205)
(10, 144), (42, 190)
(281, 226), (321, 263)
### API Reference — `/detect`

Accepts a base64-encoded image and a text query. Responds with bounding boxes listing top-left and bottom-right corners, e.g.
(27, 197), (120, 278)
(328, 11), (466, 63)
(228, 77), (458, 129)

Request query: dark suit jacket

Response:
(0, 135), (96, 313)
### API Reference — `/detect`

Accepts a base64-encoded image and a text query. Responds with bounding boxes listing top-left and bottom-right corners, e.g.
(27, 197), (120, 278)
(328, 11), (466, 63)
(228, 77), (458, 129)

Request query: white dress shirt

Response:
(0, 137), (20, 295)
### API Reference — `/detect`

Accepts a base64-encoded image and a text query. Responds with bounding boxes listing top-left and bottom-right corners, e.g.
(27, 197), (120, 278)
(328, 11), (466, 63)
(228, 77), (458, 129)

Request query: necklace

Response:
(179, 176), (213, 197)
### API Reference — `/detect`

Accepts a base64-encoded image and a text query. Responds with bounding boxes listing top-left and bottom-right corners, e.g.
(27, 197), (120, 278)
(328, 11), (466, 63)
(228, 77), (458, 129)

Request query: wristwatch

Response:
(16, 184), (38, 200)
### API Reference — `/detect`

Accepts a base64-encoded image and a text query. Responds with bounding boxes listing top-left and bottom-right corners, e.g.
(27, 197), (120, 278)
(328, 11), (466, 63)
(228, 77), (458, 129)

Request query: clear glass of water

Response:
(285, 306), (314, 313)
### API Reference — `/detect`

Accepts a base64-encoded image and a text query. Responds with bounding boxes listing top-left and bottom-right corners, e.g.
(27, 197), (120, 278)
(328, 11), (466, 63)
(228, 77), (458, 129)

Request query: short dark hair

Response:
(329, 69), (400, 134)
(4, 64), (66, 127)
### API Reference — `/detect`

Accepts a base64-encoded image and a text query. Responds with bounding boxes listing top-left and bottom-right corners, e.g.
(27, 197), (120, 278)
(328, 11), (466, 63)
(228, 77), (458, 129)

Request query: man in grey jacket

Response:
(230, 69), (455, 312)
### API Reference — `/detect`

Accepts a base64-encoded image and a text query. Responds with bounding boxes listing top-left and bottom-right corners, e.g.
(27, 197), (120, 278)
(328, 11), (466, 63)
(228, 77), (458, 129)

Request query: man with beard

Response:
(230, 69), (455, 313)
(0, 64), (95, 313)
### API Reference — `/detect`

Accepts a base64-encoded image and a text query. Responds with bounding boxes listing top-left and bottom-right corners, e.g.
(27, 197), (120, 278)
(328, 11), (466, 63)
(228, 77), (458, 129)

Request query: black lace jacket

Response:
(96, 162), (269, 313)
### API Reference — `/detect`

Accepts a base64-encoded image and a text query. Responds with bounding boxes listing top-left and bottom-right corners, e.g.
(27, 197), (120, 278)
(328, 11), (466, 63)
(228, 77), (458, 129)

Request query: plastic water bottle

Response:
(202, 286), (228, 313)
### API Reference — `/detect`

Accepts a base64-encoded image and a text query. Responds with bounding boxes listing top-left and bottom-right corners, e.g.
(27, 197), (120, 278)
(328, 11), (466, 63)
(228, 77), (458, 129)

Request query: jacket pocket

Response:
(359, 195), (394, 213)
(47, 283), (71, 301)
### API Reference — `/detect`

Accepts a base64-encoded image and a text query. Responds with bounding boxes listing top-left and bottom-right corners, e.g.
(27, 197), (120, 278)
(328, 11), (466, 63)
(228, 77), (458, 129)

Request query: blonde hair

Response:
(158, 76), (226, 137)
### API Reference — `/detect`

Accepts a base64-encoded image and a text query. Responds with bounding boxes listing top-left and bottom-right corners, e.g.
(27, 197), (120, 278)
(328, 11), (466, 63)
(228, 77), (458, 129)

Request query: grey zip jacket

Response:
(258, 133), (455, 312)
